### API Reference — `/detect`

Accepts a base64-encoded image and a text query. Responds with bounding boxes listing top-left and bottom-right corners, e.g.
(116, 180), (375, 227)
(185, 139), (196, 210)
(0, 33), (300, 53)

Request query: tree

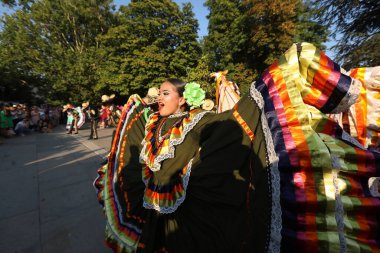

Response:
(294, 0), (328, 51)
(0, 0), (114, 105)
(169, 3), (201, 77)
(96, 0), (201, 96)
(0, 0), (34, 8)
(311, 0), (380, 68)
(203, 0), (328, 94)
(243, 0), (300, 71)
(204, 0), (255, 95)
(204, 0), (248, 71)
(187, 54), (215, 99)
(0, 10), (49, 104)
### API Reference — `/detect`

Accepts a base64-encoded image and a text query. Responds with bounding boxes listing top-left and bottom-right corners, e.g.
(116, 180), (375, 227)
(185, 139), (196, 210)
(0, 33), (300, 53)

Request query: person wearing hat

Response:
(65, 104), (79, 134)
(108, 94), (121, 127)
(82, 101), (98, 140)
(100, 94), (113, 128)
(142, 87), (159, 112)
(202, 99), (215, 112)
(62, 104), (74, 133)
(101, 95), (110, 103)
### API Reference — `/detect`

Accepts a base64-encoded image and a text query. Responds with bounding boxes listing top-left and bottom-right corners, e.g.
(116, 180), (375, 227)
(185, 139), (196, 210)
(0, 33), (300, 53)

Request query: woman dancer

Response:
(95, 42), (380, 253)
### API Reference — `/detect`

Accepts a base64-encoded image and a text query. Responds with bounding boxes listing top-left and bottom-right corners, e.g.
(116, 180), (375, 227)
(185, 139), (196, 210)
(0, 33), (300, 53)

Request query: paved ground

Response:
(0, 124), (115, 253)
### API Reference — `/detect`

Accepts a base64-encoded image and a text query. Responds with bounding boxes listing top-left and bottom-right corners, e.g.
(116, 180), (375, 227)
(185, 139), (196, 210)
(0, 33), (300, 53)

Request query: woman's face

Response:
(158, 81), (185, 116)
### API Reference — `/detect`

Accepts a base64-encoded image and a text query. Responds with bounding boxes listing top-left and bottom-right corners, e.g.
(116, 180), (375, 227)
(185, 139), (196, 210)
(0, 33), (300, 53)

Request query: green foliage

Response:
(0, 0), (33, 8)
(203, 0), (253, 95)
(294, 0), (328, 50)
(0, 0), (16, 6)
(203, 0), (327, 95)
(0, 0), (114, 105)
(335, 34), (380, 69)
(204, 0), (254, 71)
(0, 0), (333, 105)
(244, 0), (300, 71)
(96, 0), (201, 97)
(0, 10), (48, 104)
(311, 0), (380, 68)
(187, 55), (215, 99)
(229, 63), (257, 95)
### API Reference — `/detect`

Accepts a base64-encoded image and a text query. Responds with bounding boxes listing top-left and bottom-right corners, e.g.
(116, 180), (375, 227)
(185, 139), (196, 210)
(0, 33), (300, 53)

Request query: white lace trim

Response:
(168, 111), (189, 118)
(332, 170), (347, 252)
(250, 85), (282, 253)
(268, 160), (281, 252)
(140, 111), (209, 172)
(331, 77), (361, 113)
(143, 158), (193, 213)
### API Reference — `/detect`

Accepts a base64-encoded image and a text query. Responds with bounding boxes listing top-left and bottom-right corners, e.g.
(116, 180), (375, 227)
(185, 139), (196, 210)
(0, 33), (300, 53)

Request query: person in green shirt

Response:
(67, 107), (79, 134)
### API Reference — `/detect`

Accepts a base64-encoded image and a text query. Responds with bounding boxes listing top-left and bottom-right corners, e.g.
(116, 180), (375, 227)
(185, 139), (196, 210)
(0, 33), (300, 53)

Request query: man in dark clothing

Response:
(82, 102), (98, 140)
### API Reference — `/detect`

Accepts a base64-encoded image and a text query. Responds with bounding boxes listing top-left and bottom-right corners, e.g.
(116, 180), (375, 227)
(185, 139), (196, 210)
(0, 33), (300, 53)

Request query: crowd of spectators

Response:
(0, 98), (123, 144)
(0, 102), (62, 139)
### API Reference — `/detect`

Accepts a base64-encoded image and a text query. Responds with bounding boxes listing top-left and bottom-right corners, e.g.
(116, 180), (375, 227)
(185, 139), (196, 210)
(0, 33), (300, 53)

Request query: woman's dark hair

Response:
(166, 78), (186, 97)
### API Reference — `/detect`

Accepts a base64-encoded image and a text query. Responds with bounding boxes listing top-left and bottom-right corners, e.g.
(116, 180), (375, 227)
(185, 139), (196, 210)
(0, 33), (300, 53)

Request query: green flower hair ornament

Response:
(183, 82), (206, 109)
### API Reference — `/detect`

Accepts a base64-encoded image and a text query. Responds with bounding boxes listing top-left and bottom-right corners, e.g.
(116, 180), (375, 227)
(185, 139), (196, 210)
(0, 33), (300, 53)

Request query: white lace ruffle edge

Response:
(142, 158), (194, 213)
(250, 85), (282, 253)
(140, 111), (209, 172)
(332, 170), (347, 252)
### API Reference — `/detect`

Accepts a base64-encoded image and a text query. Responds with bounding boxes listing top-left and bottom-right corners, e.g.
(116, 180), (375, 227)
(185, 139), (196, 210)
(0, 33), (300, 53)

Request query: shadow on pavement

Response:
(0, 126), (113, 253)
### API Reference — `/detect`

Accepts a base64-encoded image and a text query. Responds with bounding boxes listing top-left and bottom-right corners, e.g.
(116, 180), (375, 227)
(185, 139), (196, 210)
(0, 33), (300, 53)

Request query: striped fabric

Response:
(94, 95), (146, 253)
(232, 105), (255, 141)
(140, 108), (207, 172)
(253, 42), (380, 252)
(139, 109), (209, 213)
(75, 107), (86, 128)
(142, 159), (192, 214)
(94, 42), (380, 253)
(330, 67), (380, 149)
(211, 70), (241, 113)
